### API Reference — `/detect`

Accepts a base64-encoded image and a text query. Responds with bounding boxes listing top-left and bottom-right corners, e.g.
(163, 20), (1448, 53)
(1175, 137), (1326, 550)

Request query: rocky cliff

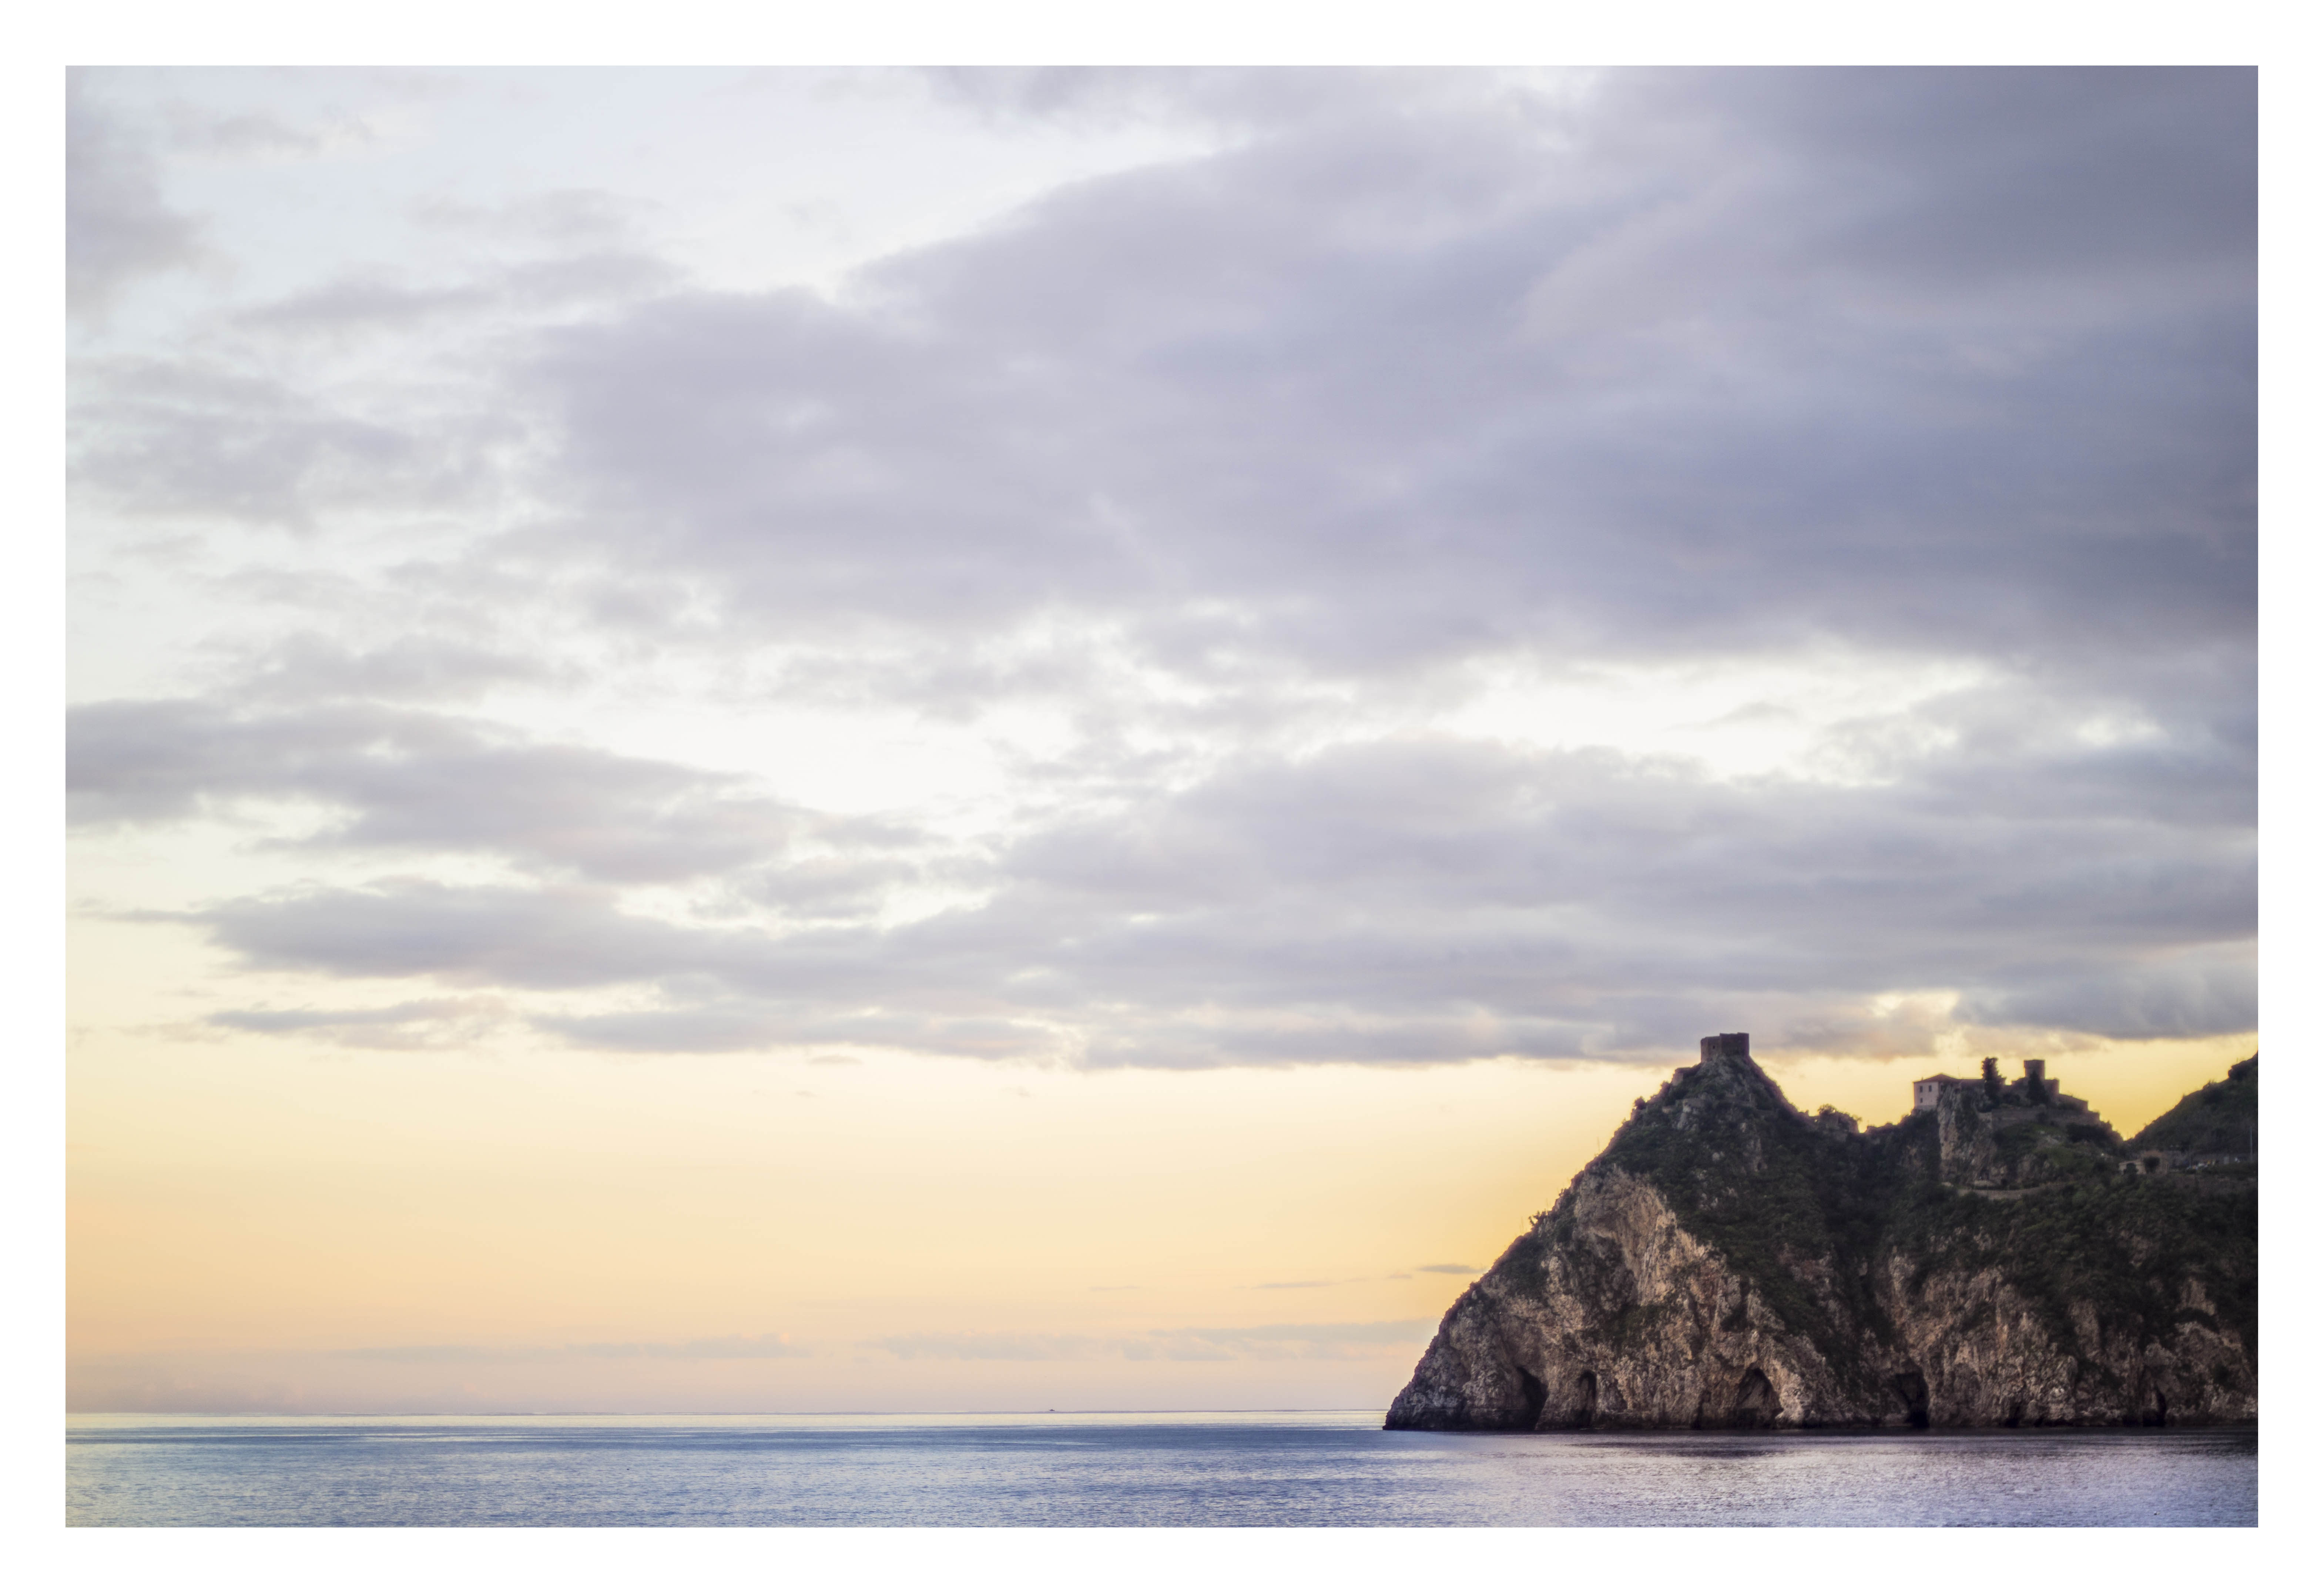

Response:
(1385, 1036), (2257, 1431)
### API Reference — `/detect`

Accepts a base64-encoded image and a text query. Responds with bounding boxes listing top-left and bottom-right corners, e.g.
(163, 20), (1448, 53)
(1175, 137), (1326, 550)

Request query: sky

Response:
(65, 66), (2257, 1413)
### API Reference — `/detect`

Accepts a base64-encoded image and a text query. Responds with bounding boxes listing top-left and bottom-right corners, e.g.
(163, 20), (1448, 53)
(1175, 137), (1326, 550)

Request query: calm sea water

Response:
(66, 1412), (2255, 1527)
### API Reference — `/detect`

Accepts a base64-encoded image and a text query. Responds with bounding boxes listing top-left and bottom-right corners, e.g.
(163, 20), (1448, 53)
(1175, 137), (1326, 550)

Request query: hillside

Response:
(1385, 1036), (2256, 1430)
(2127, 1056), (2257, 1158)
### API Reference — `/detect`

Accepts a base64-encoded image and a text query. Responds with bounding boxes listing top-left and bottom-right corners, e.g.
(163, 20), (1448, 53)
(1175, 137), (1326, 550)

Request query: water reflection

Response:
(67, 1413), (2257, 1527)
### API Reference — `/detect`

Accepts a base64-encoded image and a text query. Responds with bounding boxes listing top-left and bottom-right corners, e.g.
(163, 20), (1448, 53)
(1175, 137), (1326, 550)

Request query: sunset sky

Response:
(66, 66), (2256, 1413)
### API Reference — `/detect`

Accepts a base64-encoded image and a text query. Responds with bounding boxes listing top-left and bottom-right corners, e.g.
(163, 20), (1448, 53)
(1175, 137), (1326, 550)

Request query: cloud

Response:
(409, 188), (644, 246)
(868, 1321), (1432, 1362)
(234, 279), (500, 336)
(231, 634), (562, 705)
(70, 356), (504, 529)
(67, 73), (202, 317)
(1415, 1264), (1479, 1276)
(342, 1332), (810, 1363)
(208, 998), (506, 1050)
(70, 69), (2256, 1070)
(68, 699), (823, 885)
(922, 66), (1572, 143)
(517, 68), (2250, 676)
(182, 880), (717, 990)
(234, 252), (675, 341)
(162, 108), (336, 159)
(137, 709), (2250, 1063)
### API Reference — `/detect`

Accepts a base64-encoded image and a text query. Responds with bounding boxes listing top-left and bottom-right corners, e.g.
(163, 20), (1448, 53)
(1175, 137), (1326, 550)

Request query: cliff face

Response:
(1386, 1040), (2257, 1431)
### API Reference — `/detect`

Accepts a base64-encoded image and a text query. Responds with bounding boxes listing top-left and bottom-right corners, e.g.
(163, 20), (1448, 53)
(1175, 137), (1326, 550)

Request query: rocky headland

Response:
(1385, 1035), (2257, 1431)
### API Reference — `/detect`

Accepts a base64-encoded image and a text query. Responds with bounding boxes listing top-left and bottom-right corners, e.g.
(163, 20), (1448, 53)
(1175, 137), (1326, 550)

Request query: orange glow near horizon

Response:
(67, 1015), (2253, 1414)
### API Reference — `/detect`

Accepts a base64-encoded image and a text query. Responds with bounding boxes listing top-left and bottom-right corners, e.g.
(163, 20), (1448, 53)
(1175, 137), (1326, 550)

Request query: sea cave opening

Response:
(1515, 1367), (1548, 1429)
(1731, 1366), (1779, 1429)
(1894, 1367), (1931, 1429)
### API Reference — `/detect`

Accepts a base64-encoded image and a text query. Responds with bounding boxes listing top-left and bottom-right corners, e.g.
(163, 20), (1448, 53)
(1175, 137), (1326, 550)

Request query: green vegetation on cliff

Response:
(1591, 1054), (2254, 1407)
(1888, 1175), (2257, 1365)
(1388, 1042), (2260, 1431)
(1598, 1085), (1913, 1376)
(2128, 1055), (2257, 1157)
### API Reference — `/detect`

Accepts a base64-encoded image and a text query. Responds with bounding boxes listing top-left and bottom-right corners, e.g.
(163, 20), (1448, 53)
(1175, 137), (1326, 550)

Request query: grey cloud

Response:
(1176, 1320), (1432, 1345)
(209, 997), (505, 1050)
(869, 1320), (1431, 1362)
(566, 1333), (809, 1361)
(998, 733), (2253, 969)
(922, 66), (1549, 140)
(533, 1003), (799, 1054)
(232, 633), (562, 704)
(182, 884), (1054, 1054)
(154, 722), (2251, 1063)
(73, 71), (2254, 1073)
(68, 699), (826, 886)
(1952, 947), (2258, 1040)
(734, 857), (927, 921)
(343, 1332), (808, 1363)
(187, 881), (700, 990)
(71, 357), (502, 529)
(409, 188), (644, 245)
(536, 1002), (1058, 1061)
(1415, 1264), (1479, 1275)
(236, 279), (499, 335)
(870, 1332), (1115, 1362)
(922, 66), (1181, 126)
(523, 68), (2250, 679)
(162, 108), (339, 159)
(235, 251), (675, 341)
(505, 251), (675, 302)
(67, 73), (201, 318)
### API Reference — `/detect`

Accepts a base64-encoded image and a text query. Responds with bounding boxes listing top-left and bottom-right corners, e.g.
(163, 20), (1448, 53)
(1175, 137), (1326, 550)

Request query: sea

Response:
(66, 1411), (2256, 1527)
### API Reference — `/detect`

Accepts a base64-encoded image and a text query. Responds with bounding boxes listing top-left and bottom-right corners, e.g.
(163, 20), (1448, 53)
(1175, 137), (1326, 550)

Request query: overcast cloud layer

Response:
(67, 67), (2256, 1069)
